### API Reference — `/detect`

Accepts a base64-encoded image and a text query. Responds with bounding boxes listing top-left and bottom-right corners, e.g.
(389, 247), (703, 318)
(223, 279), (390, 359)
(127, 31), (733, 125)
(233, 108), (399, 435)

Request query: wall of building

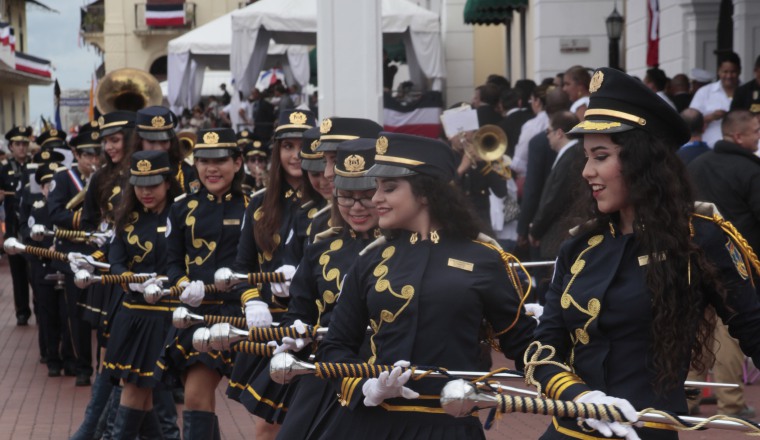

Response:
(0, 84), (28, 140)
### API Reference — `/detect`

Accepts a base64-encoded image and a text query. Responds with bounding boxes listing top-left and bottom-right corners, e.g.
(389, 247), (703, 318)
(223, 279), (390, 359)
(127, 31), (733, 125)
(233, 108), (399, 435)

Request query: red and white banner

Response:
(15, 52), (52, 78)
(646, 0), (659, 67)
(0, 22), (10, 47)
(145, 4), (185, 27)
(383, 92), (443, 139)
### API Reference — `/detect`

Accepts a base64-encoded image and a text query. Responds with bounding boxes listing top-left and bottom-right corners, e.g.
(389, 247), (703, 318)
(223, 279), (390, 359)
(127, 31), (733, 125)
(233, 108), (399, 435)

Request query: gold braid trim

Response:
(693, 213), (760, 283)
(231, 341), (274, 356)
(523, 341), (576, 396)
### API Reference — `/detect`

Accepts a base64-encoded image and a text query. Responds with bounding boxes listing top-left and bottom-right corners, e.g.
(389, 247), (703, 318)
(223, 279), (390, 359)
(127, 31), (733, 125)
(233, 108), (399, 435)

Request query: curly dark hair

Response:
(382, 174), (485, 240)
(579, 129), (724, 392)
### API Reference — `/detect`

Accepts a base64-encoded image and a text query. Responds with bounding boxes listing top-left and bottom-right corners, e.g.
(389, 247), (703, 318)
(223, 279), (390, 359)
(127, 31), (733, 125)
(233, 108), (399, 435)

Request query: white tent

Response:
(230, 0), (445, 96)
(167, 11), (310, 112)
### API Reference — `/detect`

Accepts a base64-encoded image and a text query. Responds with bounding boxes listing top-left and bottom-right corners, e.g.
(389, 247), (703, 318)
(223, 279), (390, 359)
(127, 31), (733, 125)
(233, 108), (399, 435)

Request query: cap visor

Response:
(366, 163), (417, 178)
(138, 129), (174, 141)
(129, 174), (166, 187)
(193, 148), (239, 159)
(76, 146), (102, 155)
(314, 140), (341, 152)
(274, 129), (306, 140)
(100, 126), (127, 137)
(301, 158), (326, 172)
(567, 120), (635, 138)
(334, 175), (376, 191)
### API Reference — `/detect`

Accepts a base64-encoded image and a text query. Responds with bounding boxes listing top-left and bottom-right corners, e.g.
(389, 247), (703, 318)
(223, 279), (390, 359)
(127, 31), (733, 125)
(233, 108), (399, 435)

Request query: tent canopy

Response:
(167, 11), (308, 112)
(230, 0), (445, 96)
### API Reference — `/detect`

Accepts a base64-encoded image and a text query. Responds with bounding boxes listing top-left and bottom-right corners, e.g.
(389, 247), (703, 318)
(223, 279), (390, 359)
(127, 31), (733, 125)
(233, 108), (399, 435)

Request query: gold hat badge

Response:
(91, 132), (100, 140)
(253, 140), (262, 148)
(344, 154), (366, 172)
(151, 115), (166, 128)
(41, 151), (50, 160)
(376, 136), (388, 155)
(136, 159), (152, 172)
(241, 130), (249, 137)
(203, 131), (220, 145)
(90, 120), (98, 128)
(50, 129), (58, 137)
(320, 118), (332, 134)
(589, 71), (604, 93)
(97, 116), (105, 126)
(311, 140), (320, 152)
(290, 112), (307, 125)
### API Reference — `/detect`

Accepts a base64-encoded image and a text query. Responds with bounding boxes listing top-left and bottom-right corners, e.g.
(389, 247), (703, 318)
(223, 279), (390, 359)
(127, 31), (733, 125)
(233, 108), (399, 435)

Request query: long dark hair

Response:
(254, 139), (298, 255)
(113, 175), (182, 233)
(96, 128), (137, 220)
(581, 129), (723, 392)
(388, 174), (485, 240)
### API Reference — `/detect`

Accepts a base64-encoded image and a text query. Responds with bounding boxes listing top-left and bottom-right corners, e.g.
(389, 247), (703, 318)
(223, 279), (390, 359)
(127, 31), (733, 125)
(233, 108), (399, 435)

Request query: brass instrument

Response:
(95, 68), (163, 113)
(177, 131), (197, 159)
(472, 124), (507, 162)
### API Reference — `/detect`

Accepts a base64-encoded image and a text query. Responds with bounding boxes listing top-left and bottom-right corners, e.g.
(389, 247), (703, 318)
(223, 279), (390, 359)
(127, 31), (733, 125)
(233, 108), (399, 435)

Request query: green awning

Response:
(464, 0), (527, 25)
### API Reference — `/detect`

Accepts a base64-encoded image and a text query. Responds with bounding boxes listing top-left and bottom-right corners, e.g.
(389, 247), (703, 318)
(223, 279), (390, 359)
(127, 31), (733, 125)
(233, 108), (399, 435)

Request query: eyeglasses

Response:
(335, 195), (375, 208)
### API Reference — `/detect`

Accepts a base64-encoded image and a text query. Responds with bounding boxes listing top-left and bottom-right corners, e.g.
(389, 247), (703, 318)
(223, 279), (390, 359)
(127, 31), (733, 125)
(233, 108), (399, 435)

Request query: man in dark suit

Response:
(529, 111), (584, 260)
(498, 87), (534, 159)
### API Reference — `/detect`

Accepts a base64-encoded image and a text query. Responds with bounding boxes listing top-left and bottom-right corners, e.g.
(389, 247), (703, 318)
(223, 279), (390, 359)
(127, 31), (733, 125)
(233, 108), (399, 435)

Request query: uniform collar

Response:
(404, 229), (441, 245)
(203, 187), (235, 203)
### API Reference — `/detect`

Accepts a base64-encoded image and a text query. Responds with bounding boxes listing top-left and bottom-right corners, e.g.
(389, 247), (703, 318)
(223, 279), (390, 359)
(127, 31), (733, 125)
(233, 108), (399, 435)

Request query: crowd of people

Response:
(0, 51), (759, 440)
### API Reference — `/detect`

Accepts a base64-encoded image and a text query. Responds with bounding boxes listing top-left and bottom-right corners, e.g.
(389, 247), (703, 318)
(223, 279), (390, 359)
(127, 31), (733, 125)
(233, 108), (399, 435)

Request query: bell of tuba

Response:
(95, 68), (163, 113)
(472, 124), (508, 162)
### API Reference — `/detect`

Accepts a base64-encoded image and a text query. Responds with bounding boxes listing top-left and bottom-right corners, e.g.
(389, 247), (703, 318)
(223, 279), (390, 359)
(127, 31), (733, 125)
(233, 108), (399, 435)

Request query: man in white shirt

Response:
(689, 52), (742, 147)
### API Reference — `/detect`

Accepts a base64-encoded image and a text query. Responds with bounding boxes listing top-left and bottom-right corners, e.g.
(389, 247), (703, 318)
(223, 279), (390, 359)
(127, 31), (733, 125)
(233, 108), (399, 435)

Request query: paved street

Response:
(0, 258), (757, 439)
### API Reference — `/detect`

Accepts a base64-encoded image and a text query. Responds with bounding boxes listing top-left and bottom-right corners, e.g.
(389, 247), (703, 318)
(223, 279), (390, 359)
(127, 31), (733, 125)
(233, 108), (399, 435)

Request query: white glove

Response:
(576, 391), (640, 440)
(271, 320), (312, 355)
(362, 362), (419, 407)
(90, 231), (111, 248)
(128, 273), (162, 294)
(179, 280), (205, 307)
(68, 252), (94, 274)
(245, 300), (273, 328)
(270, 264), (296, 298)
(524, 303), (544, 323)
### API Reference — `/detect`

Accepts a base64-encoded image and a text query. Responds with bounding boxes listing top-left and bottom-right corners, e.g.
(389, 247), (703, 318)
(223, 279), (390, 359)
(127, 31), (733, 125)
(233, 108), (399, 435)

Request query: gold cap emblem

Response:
(253, 140), (262, 148)
(290, 112), (308, 125)
(376, 136), (389, 155)
(136, 159), (152, 172)
(50, 129), (58, 137)
(344, 154), (366, 172)
(18, 125), (26, 131)
(320, 118), (332, 134)
(97, 116), (105, 126)
(589, 71), (604, 93)
(203, 131), (220, 145)
(41, 151), (50, 160)
(91, 132), (99, 140)
(311, 140), (320, 152)
(91, 120), (98, 128)
(151, 115), (166, 128)
(241, 130), (249, 137)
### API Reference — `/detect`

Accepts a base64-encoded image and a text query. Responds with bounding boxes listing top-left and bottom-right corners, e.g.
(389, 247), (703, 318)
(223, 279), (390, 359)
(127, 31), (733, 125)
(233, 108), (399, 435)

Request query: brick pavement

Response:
(0, 258), (757, 439)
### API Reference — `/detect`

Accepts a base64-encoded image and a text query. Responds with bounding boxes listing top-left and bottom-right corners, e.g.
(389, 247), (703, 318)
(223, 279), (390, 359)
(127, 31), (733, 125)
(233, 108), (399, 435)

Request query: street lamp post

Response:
(606, 4), (624, 70)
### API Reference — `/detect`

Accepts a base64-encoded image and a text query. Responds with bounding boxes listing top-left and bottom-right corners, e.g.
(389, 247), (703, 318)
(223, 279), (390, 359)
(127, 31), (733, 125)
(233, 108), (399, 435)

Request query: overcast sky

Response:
(27, 0), (102, 123)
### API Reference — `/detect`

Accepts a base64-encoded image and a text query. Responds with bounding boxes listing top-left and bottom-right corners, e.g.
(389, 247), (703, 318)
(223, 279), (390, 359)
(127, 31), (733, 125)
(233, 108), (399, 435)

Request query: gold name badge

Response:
(223, 219), (241, 226)
(157, 226), (167, 233)
(638, 252), (666, 266)
(448, 258), (474, 272)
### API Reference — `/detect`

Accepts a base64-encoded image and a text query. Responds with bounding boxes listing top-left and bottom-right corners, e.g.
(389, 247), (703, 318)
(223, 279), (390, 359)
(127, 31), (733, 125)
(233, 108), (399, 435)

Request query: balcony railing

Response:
(134, 2), (196, 33)
(80, 3), (105, 34)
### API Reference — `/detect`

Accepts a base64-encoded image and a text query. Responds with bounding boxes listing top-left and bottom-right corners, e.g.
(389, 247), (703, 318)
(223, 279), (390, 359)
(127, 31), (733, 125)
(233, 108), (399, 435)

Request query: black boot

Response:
(100, 385), (123, 440)
(138, 409), (165, 440)
(181, 410), (215, 440)
(111, 406), (147, 440)
(152, 389), (179, 440)
(69, 372), (114, 440)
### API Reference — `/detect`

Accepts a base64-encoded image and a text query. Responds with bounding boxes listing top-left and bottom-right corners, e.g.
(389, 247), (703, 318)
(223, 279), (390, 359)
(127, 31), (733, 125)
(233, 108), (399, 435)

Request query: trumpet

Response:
(74, 271), (166, 289)
(172, 307), (247, 330)
(213, 267), (287, 291)
(143, 283), (219, 304)
(30, 224), (112, 244)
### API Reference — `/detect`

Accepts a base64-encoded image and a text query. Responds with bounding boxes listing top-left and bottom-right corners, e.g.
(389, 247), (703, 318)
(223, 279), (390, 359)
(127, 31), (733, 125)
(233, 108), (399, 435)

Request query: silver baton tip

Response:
(191, 327), (212, 353)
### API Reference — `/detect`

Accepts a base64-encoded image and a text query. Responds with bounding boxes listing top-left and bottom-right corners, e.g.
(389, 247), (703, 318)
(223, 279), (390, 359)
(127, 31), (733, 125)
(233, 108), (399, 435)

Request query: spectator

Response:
(689, 52), (741, 147)
(645, 67), (677, 109)
(690, 67), (713, 94)
(563, 65), (591, 119)
(472, 83), (502, 125)
(486, 74), (511, 93)
(274, 84), (294, 118)
(553, 72), (564, 89)
(730, 54), (760, 115)
(677, 108), (710, 164)
(497, 87), (534, 159)
(219, 83), (231, 106)
(511, 84), (551, 179)
(670, 73), (693, 112)
(686, 109), (760, 419)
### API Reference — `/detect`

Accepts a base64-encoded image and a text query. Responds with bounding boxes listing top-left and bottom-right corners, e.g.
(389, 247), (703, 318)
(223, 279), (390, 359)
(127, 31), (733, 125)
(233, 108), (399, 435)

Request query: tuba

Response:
(95, 68), (163, 113)
(472, 124), (507, 162)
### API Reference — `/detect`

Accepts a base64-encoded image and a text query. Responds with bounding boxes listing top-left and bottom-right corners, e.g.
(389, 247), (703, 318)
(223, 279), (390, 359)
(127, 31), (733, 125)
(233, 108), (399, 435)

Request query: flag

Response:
(9, 27), (15, 52)
(0, 22), (10, 46)
(383, 92), (443, 139)
(54, 79), (62, 130)
(15, 52), (52, 77)
(145, 4), (185, 27)
(646, 0), (659, 67)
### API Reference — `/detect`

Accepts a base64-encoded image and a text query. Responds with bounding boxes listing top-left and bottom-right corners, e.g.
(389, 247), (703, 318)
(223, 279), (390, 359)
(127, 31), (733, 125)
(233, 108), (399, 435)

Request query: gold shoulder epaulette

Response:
(692, 203), (760, 279)
(314, 226), (343, 244)
(474, 232), (502, 249)
(359, 236), (387, 256)
(174, 193), (188, 203)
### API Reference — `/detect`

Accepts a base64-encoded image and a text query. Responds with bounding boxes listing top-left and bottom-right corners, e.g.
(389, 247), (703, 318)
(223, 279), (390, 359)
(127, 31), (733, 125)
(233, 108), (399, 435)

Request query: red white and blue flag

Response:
(383, 92), (443, 139)
(145, 4), (185, 27)
(15, 52), (52, 78)
(647, 0), (659, 67)
(0, 22), (10, 48)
